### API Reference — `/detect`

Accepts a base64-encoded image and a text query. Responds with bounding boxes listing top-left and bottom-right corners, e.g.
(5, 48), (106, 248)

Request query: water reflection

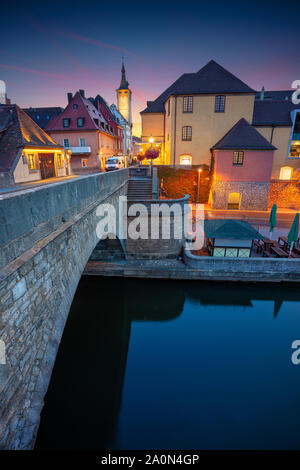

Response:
(36, 278), (300, 450)
(35, 278), (185, 449)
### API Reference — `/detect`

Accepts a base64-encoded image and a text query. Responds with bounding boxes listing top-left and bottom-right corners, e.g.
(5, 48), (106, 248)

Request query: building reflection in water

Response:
(35, 277), (185, 449)
(35, 277), (296, 449)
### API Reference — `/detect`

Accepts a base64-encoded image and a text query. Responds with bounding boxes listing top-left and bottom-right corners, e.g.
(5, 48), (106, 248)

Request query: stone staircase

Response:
(127, 178), (152, 200)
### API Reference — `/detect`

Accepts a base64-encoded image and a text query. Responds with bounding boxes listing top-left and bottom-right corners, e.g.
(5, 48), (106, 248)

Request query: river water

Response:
(35, 277), (300, 450)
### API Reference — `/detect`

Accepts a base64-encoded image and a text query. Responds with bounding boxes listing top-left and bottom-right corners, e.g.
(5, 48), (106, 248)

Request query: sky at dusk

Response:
(1, 0), (299, 136)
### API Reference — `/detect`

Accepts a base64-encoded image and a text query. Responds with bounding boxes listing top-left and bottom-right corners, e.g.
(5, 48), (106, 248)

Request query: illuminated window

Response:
(182, 126), (192, 141)
(180, 155), (192, 165)
(233, 151), (244, 166)
(279, 166), (293, 180)
(183, 96), (193, 113)
(27, 154), (35, 170)
(81, 159), (88, 167)
(215, 95), (226, 112)
(57, 154), (63, 168)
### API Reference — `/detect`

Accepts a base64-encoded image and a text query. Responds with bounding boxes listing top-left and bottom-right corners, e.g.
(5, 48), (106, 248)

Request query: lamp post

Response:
(149, 136), (154, 176)
(197, 168), (202, 202)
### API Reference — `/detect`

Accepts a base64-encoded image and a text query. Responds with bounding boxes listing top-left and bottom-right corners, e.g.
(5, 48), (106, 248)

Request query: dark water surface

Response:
(35, 277), (300, 450)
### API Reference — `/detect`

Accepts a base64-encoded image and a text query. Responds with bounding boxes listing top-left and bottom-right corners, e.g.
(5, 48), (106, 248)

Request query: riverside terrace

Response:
(84, 217), (300, 283)
(190, 219), (300, 259)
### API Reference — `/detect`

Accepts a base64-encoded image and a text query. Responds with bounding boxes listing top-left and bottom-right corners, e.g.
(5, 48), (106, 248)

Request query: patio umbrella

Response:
(269, 204), (277, 239)
(287, 213), (299, 255)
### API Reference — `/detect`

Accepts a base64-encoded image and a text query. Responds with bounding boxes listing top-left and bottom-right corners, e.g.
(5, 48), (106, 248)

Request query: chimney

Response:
(79, 89), (85, 98)
(260, 86), (265, 101)
(67, 92), (72, 103)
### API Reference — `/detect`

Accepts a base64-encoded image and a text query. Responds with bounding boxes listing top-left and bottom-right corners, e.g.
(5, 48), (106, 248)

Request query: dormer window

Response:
(77, 117), (84, 128)
(73, 104), (78, 110)
(63, 118), (70, 128)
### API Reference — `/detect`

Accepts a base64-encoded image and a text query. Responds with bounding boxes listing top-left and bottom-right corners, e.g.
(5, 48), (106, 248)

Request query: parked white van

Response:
(105, 157), (125, 171)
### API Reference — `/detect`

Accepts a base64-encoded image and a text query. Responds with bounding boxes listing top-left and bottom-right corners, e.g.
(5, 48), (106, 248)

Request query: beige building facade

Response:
(141, 60), (300, 181)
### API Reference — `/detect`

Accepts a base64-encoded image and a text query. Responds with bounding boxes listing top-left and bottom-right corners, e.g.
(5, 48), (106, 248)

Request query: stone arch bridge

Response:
(0, 168), (188, 449)
(0, 170), (129, 449)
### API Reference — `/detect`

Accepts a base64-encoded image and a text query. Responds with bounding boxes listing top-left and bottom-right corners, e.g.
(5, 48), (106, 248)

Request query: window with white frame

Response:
(182, 126), (192, 141)
(79, 138), (86, 147)
(183, 96), (193, 113)
(215, 95), (226, 112)
(279, 166), (293, 180)
(63, 138), (69, 148)
(233, 151), (244, 166)
(180, 155), (192, 165)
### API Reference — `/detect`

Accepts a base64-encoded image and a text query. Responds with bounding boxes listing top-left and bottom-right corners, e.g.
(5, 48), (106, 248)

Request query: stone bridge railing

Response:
(0, 169), (128, 449)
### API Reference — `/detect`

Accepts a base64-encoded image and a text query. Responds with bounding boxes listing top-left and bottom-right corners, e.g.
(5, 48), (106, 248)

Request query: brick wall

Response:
(269, 181), (300, 209)
(157, 166), (211, 203)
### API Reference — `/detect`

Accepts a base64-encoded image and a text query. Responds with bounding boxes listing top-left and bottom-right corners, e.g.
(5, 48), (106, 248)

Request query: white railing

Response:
(68, 146), (91, 154)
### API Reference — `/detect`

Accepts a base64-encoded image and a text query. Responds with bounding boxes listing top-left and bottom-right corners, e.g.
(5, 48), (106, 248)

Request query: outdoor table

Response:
(271, 246), (289, 258)
(262, 238), (275, 252)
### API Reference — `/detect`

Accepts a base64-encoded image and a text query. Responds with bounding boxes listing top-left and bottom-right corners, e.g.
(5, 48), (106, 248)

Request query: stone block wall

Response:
(183, 250), (300, 281)
(0, 171), (128, 449)
(126, 195), (190, 259)
(211, 181), (270, 210)
(0, 169), (128, 270)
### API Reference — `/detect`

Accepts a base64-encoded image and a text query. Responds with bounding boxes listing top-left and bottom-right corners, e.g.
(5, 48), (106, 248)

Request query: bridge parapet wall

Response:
(0, 170), (128, 270)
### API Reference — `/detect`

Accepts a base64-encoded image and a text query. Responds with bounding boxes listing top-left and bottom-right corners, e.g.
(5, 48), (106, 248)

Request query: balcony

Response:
(68, 146), (91, 154)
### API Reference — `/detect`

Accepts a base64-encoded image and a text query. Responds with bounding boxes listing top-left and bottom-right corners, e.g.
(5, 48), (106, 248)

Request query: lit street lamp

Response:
(197, 168), (202, 202)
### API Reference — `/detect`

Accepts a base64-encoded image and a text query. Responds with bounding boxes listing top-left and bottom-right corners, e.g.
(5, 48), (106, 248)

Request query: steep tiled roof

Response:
(141, 60), (256, 114)
(252, 100), (298, 127)
(204, 219), (264, 240)
(0, 105), (62, 171)
(212, 118), (276, 150)
(23, 107), (63, 129)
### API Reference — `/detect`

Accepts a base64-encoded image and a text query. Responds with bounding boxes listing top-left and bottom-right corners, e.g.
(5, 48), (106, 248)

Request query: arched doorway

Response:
(227, 192), (241, 210)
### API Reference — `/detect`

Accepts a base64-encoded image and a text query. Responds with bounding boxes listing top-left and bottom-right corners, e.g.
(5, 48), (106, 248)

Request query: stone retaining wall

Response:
(211, 181), (270, 210)
(126, 195), (190, 259)
(183, 250), (300, 281)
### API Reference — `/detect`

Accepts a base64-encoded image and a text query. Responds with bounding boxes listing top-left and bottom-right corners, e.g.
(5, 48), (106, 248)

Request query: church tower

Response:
(116, 61), (132, 127)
